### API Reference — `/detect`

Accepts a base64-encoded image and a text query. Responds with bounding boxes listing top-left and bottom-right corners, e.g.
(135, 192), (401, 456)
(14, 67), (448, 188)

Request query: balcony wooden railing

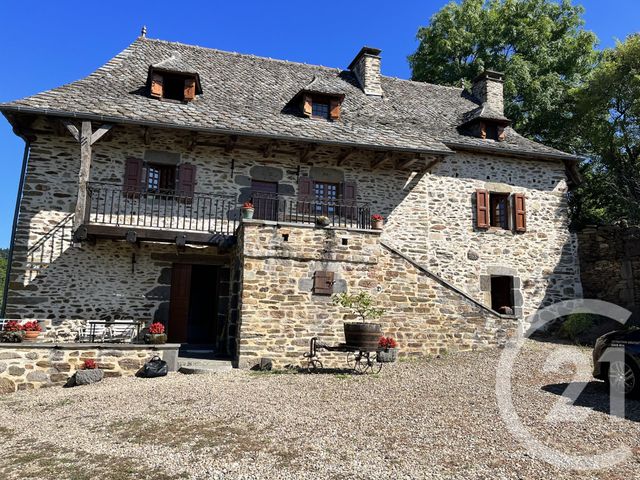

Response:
(250, 192), (372, 229)
(86, 183), (238, 236)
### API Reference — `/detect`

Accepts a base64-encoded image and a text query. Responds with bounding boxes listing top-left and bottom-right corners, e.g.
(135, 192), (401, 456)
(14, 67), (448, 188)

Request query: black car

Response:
(593, 328), (640, 396)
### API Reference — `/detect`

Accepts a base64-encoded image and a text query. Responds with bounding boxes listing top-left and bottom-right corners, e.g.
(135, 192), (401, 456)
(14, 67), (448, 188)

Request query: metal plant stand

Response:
(304, 336), (384, 374)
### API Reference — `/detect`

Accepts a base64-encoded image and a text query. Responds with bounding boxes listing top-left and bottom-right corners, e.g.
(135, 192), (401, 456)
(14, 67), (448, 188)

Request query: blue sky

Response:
(0, 0), (638, 247)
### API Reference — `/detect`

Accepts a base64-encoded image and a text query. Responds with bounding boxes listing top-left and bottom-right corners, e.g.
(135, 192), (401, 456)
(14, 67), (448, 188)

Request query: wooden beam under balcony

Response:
(370, 152), (392, 169)
(83, 224), (236, 247)
(337, 148), (356, 166)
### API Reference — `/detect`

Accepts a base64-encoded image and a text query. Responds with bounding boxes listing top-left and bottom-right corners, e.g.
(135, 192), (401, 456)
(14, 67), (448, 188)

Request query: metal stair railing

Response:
(24, 213), (75, 283)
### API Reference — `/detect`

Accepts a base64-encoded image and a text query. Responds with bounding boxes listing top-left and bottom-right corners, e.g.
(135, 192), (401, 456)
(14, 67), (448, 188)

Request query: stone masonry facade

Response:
(4, 117), (581, 367)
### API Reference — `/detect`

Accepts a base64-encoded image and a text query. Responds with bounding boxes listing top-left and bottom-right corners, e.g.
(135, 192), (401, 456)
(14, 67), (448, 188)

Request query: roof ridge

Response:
(140, 36), (343, 73)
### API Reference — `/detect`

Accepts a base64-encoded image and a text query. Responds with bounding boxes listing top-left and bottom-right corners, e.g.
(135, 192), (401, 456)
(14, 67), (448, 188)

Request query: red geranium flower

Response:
(22, 321), (42, 332)
(83, 359), (97, 370)
(3, 320), (23, 332)
(378, 336), (398, 349)
(371, 214), (384, 222)
(242, 201), (254, 209)
(148, 322), (165, 335)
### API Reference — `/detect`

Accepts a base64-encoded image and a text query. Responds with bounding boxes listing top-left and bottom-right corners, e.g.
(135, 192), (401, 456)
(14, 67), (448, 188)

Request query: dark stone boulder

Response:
(72, 369), (104, 386)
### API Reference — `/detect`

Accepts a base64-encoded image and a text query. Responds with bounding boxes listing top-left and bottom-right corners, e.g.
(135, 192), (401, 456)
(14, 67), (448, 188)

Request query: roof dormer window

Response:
(458, 104), (510, 142)
(302, 94), (342, 121)
(148, 65), (201, 103)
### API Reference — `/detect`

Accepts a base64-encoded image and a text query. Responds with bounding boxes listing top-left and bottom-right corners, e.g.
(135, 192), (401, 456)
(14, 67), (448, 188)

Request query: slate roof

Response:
(0, 36), (577, 161)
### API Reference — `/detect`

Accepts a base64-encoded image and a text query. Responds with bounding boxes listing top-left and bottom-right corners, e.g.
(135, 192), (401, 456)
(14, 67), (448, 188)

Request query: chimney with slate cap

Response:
(472, 70), (504, 115)
(348, 46), (383, 97)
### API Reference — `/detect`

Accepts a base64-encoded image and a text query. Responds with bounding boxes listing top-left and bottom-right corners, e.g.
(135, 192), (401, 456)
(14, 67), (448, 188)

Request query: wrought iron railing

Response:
(86, 183), (238, 236)
(250, 192), (372, 229)
(25, 213), (75, 283)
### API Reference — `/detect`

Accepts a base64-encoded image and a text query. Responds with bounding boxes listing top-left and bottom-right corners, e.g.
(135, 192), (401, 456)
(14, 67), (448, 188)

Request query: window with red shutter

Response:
(475, 189), (489, 229)
(313, 271), (335, 295)
(177, 163), (196, 198)
(124, 158), (143, 194)
(297, 176), (314, 213)
(183, 78), (196, 102)
(513, 193), (527, 232)
(330, 98), (341, 120)
(150, 73), (163, 98)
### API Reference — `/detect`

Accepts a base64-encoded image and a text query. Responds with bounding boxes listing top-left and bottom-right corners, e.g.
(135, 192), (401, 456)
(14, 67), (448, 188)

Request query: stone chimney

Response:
(348, 46), (383, 97)
(472, 70), (504, 115)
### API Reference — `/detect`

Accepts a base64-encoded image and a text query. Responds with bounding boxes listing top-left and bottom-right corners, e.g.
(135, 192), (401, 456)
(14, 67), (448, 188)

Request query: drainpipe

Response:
(1, 139), (31, 318)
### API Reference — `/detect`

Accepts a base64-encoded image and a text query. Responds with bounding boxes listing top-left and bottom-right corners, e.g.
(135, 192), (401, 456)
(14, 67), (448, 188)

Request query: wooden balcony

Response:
(77, 183), (238, 245)
(73, 184), (373, 246)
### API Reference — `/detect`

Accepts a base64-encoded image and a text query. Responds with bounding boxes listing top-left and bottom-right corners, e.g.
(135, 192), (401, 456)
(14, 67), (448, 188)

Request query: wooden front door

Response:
(168, 263), (192, 343)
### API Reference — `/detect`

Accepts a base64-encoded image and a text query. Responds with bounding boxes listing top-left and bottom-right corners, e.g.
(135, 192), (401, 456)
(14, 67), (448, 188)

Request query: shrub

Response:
(558, 314), (596, 342)
(333, 292), (385, 322)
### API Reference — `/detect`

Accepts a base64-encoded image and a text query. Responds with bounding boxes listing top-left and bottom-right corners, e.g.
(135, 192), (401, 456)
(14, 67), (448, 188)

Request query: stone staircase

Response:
(177, 358), (234, 374)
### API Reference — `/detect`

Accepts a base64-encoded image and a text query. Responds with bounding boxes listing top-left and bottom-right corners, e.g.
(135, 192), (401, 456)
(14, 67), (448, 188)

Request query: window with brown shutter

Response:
(297, 176), (314, 213)
(329, 98), (341, 120)
(513, 193), (527, 232)
(489, 193), (510, 230)
(341, 181), (357, 220)
(302, 95), (313, 117)
(475, 189), (489, 229)
(183, 78), (196, 102)
(313, 271), (334, 295)
(177, 163), (197, 198)
(124, 158), (143, 194)
(150, 73), (163, 98)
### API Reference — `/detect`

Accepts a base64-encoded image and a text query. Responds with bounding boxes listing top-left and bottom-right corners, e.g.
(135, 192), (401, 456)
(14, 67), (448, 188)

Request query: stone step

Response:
(177, 358), (233, 375)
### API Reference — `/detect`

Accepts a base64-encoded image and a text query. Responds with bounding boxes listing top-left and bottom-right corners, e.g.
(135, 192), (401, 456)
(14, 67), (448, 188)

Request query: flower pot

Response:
(144, 333), (167, 345)
(343, 322), (382, 350)
(242, 208), (254, 220)
(377, 347), (398, 363)
(23, 330), (40, 341)
(372, 219), (384, 230)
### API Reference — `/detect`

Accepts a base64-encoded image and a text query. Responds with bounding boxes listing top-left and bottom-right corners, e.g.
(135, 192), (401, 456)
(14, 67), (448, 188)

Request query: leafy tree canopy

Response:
(409, 0), (598, 148)
(569, 35), (640, 227)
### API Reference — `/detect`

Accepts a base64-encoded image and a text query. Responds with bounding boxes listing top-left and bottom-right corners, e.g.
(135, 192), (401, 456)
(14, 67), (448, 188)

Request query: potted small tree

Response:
(377, 336), (398, 363)
(333, 291), (384, 350)
(241, 201), (254, 220)
(22, 321), (42, 341)
(145, 322), (167, 344)
(371, 214), (384, 230)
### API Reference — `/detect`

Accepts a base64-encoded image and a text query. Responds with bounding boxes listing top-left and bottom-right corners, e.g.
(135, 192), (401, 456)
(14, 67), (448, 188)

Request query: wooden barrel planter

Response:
(343, 323), (382, 349)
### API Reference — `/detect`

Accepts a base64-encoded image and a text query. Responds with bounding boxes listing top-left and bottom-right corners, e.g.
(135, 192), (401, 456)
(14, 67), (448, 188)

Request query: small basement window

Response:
(490, 276), (514, 314)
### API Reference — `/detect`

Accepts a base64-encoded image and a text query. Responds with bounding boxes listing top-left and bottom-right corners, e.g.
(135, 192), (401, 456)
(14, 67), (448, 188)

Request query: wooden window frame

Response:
(303, 94), (342, 121)
(144, 163), (177, 194)
(489, 193), (510, 230)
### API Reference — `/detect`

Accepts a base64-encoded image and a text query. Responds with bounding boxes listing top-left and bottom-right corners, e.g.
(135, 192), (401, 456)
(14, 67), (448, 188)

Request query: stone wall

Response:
(577, 225), (640, 320)
(237, 223), (516, 368)
(5, 118), (580, 351)
(0, 343), (178, 394)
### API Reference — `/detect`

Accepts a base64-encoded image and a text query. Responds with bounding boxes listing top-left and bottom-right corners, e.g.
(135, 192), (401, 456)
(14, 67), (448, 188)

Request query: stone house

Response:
(0, 34), (583, 368)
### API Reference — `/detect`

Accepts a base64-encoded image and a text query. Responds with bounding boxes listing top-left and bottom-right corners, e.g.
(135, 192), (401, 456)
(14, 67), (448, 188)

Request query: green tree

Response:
(408, 0), (598, 148)
(569, 35), (640, 227)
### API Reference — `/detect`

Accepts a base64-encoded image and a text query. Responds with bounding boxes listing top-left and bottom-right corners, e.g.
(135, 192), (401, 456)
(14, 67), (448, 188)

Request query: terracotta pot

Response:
(372, 219), (384, 230)
(242, 208), (254, 220)
(23, 330), (40, 341)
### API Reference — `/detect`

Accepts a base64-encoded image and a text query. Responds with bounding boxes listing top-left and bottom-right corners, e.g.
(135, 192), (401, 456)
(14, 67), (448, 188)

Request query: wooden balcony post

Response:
(74, 121), (93, 230)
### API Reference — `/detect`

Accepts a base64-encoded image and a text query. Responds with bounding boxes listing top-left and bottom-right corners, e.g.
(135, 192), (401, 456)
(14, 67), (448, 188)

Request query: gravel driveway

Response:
(1, 340), (639, 479)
